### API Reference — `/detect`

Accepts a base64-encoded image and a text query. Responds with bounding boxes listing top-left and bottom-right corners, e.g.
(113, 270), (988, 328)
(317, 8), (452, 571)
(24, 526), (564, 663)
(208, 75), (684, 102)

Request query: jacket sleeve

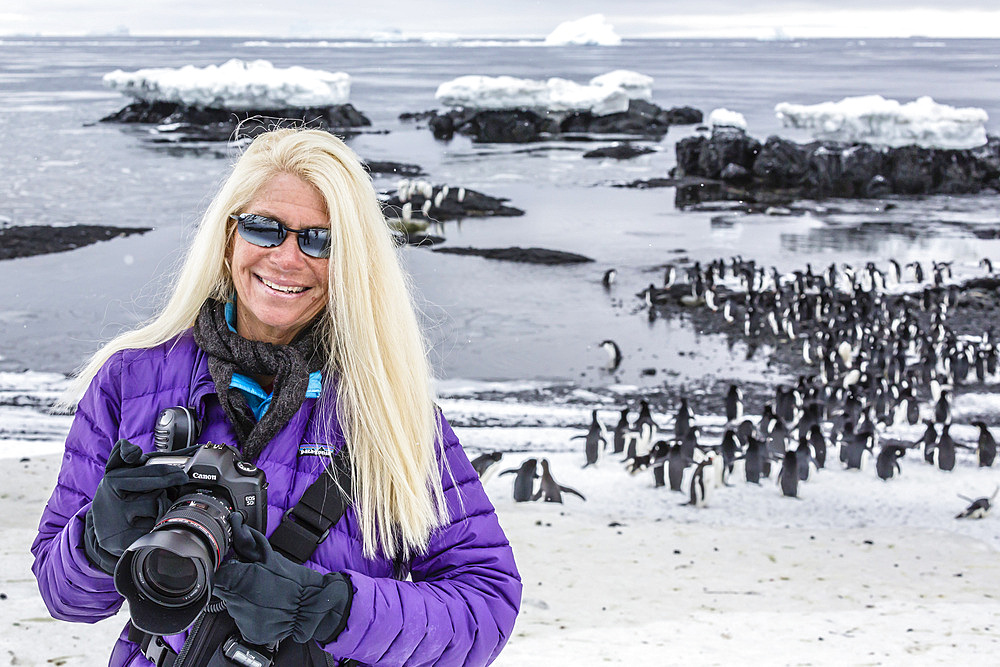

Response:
(30, 352), (126, 622)
(323, 415), (521, 666)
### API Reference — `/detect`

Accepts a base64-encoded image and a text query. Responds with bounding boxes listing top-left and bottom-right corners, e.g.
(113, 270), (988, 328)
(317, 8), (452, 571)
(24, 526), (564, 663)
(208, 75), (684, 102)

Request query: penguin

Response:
(680, 425), (701, 462)
(470, 451), (504, 481)
(684, 458), (713, 507)
(663, 264), (676, 288)
(667, 443), (688, 492)
(765, 416), (788, 458)
(934, 424), (959, 471)
(744, 435), (766, 484)
(808, 423), (827, 469)
(720, 428), (740, 478)
(532, 459), (586, 503)
(736, 419), (756, 447)
(600, 339), (622, 372)
(498, 458), (538, 502)
(980, 257), (994, 274)
(572, 409), (607, 468)
(635, 399), (660, 445)
(673, 397), (693, 440)
(971, 421), (997, 467)
(844, 430), (874, 470)
(778, 447), (799, 498)
(934, 389), (952, 424)
(795, 433), (814, 481)
(602, 268), (617, 289)
(955, 487), (998, 519)
(875, 444), (907, 480)
(648, 440), (671, 488)
(916, 419), (937, 464)
(612, 407), (631, 454)
(725, 384), (743, 423)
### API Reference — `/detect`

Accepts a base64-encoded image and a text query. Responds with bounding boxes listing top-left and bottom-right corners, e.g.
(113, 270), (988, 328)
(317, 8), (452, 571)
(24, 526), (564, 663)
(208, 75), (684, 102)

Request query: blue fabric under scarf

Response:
(225, 300), (323, 421)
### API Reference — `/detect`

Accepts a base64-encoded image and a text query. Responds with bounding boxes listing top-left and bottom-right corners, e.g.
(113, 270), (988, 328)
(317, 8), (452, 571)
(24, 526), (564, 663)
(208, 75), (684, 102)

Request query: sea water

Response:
(1, 36), (999, 393)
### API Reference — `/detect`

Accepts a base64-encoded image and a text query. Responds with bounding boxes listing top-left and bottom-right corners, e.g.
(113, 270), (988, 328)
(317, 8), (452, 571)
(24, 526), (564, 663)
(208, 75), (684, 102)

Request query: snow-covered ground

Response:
(435, 70), (652, 115)
(3, 371), (1000, 665)
(103, 58), (352, 109)
(775, 95), (989, 149)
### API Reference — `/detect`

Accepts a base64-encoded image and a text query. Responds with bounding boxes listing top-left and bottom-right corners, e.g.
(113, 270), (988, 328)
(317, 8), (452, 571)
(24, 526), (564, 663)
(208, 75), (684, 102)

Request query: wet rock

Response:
(382, 184), (524, 221)
(432, 247), (594, 265)
(673, 128), (1000, 201)
(421, 99), (701, 143)
(362, 160), (424, 177)
(0, 224), (151, 261)
(583, 143), (656, 159)
(100, 100), (372, 141)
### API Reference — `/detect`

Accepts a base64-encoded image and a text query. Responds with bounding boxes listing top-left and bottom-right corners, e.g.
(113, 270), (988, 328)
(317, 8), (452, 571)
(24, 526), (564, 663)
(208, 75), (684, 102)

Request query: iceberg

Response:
(544, 14), (622, 46)
(775, 95), (988, 150)
(708, 108), (748, 131)
(102, 59), (351, 109)
(435, 70), (651, 116)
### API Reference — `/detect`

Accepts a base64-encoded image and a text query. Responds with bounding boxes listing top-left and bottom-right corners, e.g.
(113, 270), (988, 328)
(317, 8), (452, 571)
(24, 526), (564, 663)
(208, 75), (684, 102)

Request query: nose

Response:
(269, 232), (306, 268)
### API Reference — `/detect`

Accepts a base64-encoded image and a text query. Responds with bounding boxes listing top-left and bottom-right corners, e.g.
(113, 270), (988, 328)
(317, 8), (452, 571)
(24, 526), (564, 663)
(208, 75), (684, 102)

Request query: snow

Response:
(775, 95), (989, 149)
(708, 107), (749, 131)
(435, 70), (652, 116)
(102, 58), (351, 109)
(544, 14), (622, 46)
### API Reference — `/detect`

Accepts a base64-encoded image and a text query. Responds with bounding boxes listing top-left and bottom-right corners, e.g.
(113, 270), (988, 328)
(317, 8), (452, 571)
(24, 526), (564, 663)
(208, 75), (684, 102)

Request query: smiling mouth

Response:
(257, 275), (309, 294)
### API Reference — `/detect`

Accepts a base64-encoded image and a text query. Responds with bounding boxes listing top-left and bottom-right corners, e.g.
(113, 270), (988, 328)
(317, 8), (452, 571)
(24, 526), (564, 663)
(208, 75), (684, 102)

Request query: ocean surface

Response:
(2, 36), (1000, 393)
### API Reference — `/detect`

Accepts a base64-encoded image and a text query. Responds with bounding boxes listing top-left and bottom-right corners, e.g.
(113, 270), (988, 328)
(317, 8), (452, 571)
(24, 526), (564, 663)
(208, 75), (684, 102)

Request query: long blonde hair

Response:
(65, 128), (448, 559)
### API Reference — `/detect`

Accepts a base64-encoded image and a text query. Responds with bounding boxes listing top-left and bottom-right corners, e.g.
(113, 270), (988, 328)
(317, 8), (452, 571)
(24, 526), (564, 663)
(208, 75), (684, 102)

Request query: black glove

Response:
(213, 513), (353, 647)
(83, 439), (190, 574)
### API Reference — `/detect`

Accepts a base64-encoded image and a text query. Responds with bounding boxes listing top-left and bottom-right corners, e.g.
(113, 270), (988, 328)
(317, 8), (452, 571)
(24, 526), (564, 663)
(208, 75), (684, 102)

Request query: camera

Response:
(114, 441), (267, 635)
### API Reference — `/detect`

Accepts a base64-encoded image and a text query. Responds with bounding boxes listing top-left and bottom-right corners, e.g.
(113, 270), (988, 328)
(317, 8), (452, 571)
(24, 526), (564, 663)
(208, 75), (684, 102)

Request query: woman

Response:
(31, 128), (522, 666)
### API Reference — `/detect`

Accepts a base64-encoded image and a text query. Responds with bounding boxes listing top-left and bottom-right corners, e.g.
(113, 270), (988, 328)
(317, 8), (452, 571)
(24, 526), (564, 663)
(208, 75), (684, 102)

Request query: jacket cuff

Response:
(316, 569), (372, 656)
(313, 572), (354, 645)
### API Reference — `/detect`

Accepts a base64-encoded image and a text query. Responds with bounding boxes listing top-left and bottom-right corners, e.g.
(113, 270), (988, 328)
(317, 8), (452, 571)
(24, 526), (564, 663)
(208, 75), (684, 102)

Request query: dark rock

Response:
(665, 106), (703, 125)
(100, 100), (372, 142)
(675, 129), (1000, 202)
(583, 143), (656, 159)
(423, 98), (697, 143)
(399, 110), (439, 122)
(393, 232), (446, 247)
(0, 224), (152, 261)
(362, 161), (424, 177)
(382, 185), (524, 221)
(432, 246), (594, 265)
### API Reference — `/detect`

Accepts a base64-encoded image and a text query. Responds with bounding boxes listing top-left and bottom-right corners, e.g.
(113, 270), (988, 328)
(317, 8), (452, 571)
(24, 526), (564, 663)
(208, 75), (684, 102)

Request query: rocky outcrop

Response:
(0, 224), (151, 261)
(381, 184), (523, 222)
(583, 143), (656, 159)
(431, 247), (594, 264)
(100, 101), (371, 141)
(673, 128), (1000, 203)
(415, 100), (702, 143)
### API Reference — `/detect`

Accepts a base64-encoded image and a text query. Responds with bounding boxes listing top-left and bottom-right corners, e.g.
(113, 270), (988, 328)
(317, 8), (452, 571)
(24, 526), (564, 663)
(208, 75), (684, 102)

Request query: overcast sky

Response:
(3, 1), (1000, 39)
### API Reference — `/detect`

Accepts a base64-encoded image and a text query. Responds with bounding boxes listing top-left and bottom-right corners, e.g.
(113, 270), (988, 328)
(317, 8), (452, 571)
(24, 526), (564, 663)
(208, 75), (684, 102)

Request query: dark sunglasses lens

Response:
(297, 228), (331, 258)
(237, 215), (284, 248)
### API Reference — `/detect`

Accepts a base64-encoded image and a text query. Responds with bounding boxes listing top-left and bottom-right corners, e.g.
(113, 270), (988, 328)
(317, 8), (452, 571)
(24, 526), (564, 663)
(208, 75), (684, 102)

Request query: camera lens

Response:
(115, 492), (233, 634)
(141, 548), (199, 597)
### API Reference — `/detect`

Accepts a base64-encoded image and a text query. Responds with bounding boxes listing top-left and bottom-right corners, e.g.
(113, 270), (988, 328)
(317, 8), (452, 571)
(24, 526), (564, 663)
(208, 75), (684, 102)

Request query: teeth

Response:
(260, 277), (306, 294)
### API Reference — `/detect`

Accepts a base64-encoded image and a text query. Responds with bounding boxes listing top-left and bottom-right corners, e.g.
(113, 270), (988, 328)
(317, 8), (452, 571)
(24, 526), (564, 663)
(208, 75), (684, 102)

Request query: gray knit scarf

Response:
(193, 299), (326, 463)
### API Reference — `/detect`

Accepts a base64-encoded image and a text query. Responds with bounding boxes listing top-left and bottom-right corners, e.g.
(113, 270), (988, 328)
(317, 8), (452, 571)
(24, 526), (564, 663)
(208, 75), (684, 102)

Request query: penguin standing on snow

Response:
(498, 458), (539, 502)
(721, 429), (740, 477)
(684, 458), (713, 507)
(602, 268), (617, 290)
(778, 447), (800, 498)
(612, 407), (630, 454)
(808, 423), (827, 469)
(971, 421), (997, 467)
(795, 433), (814, 481)
(917, 419), (938, 464)
(725, 384), (743, 423)
(744, 435), (767, 484)
(934, 424), (960, 471)
(875, 444), (907, 480)
(532, 459), (586, 503)
(667, 443), (688, 492)
(573, 409), (607, 468)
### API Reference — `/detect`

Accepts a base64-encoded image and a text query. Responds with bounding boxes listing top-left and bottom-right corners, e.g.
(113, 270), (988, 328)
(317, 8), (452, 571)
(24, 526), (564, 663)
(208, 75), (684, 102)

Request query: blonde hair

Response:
(65, 128), (448, 559)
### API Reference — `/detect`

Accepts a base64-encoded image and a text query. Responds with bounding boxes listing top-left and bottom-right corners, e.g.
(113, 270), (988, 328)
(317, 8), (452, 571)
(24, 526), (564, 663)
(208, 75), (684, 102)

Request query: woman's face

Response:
(230, 173), (331, 345)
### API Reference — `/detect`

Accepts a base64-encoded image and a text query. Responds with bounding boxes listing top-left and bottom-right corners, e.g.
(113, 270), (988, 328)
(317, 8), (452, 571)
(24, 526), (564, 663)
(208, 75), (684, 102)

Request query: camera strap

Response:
(269, 447), (351, 564)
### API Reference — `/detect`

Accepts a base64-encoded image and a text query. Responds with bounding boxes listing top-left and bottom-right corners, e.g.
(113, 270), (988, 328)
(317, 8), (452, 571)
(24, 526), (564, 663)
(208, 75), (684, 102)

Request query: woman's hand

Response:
(213, 513), (353, 647)
(83, 439), (190, 574)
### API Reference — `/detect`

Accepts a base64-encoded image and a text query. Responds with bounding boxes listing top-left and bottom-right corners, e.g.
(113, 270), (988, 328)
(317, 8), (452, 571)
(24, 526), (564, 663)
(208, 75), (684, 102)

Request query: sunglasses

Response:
(230, 213), (331, 259)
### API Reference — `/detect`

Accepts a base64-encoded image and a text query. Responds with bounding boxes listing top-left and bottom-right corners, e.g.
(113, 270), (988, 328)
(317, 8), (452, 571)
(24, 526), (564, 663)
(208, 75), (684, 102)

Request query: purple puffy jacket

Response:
(31, 331), (521, 666)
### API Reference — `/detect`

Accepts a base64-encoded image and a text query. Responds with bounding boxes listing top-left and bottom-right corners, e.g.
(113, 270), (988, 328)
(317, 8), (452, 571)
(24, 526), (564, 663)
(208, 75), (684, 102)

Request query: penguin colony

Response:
(560, 257), (1000, 513)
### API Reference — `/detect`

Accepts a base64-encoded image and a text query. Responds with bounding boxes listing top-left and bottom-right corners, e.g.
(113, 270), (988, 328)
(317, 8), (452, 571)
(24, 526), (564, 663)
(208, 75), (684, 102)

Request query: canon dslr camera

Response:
(114, 433), (267, 635)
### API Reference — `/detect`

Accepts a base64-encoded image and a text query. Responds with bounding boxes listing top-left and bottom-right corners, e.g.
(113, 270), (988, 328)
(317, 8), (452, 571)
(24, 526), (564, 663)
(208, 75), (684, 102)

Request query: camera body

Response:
(114, 441), (267, 635)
